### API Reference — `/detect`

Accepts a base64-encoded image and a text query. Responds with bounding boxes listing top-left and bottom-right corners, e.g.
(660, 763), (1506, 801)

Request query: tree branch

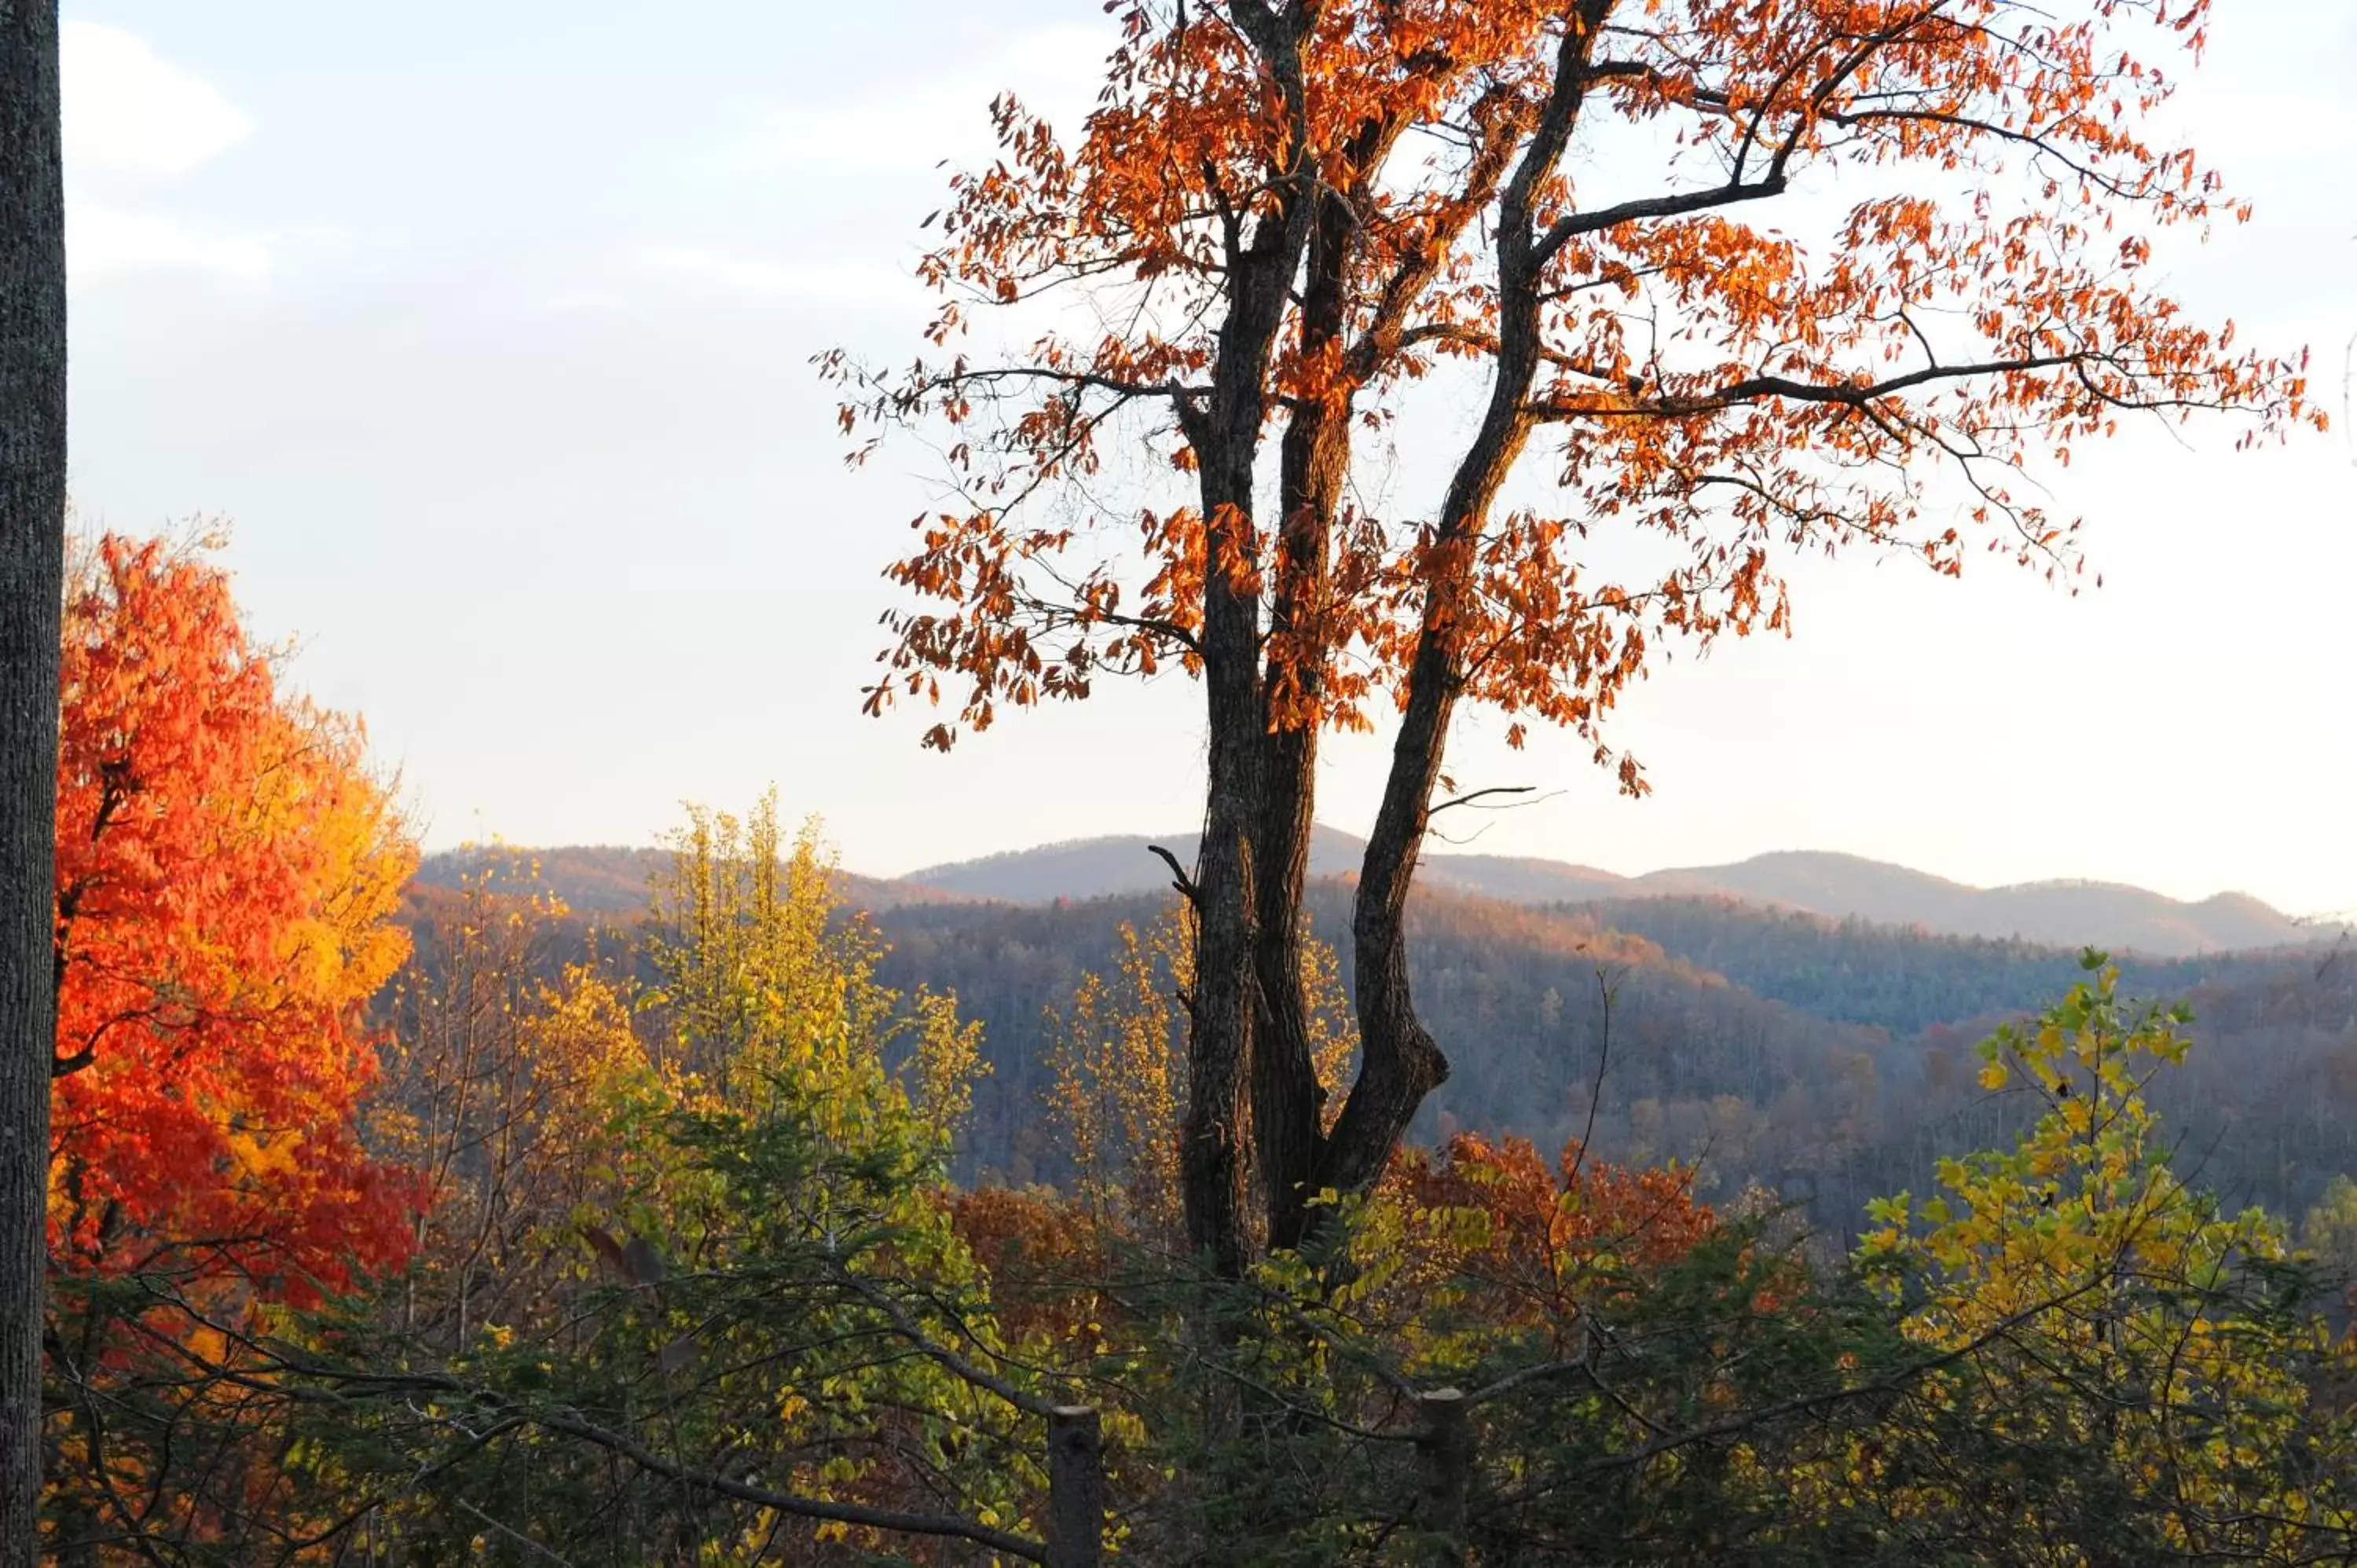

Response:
(1427, 785), (1536, 817)
(1534, 174), (1788, 269)
(1146, 844), (1201, 907)
(529, 1406), (1048, 1562)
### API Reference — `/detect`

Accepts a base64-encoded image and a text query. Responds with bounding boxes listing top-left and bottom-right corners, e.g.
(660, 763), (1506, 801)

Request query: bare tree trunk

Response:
(1250, 186), (1355, 1255)
(1321, 292), (1538, 1207)
(1414, 1387), (1472, 1564)
(1186, 540), (1264, 1277)
(1045, 1405), (1105, 1568)
(0, 2), (65, 1558)
(1317, 10), (1605, 1218)
(1175, 1), (1316, 1280)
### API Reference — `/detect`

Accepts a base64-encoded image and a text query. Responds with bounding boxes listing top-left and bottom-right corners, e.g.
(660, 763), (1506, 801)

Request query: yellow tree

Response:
(645, 793), (983, 1147)
(835, 0), (2322, 1273)
(1047, 912), (1190, 1239)
(1046, 903), (1354, 1245)
(343, 810), (1047, 1563)
(1857, 960), (2357, 1556)
(376, 862), (644, 1350)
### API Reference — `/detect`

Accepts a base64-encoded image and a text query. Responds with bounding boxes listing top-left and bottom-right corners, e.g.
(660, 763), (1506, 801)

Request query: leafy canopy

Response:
(52, 533), (420, 1302)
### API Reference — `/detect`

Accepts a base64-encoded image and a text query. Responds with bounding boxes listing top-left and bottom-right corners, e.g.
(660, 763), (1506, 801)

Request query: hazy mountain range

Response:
(899, 829), (2328, 958)
(413, 831), (2334, 958)
(402, 835), (2357, 1228)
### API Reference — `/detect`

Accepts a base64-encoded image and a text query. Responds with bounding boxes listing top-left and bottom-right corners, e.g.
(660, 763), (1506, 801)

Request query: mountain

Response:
(414, 837), (2332, 957)
(394, 842), (2357, 1232)
(904, 836), (2329, 958)
(1616, 851), (2318, 957)
(900, 826), (1627, 906)
(900, 826), (1374, 902)
(411, 843), (959, 914)
(420, 830), (2319, 952)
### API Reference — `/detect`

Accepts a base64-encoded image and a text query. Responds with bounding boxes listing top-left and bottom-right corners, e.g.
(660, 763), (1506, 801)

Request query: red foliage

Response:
(948, 1186), (1116, 1346)
(1387, 1134), (1718, 1328)
(51, 535), (422, 1305)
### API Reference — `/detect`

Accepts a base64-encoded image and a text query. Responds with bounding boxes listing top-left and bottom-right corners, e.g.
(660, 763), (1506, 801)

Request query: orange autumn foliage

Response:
(849, 0), (2319, 758)
(949, 1186), (1117, 1345)
(1385, 1134), (1719, 1332)
(951, 1138), (1721, 1351)
(51, 534), (421, 1305)
(840, 0), (2325, 1264)
(1395, 1134), (1717, 1272)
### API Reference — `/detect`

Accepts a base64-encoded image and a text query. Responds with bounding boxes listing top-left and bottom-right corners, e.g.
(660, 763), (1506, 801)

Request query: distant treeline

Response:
(398, 857), (2357, 1244)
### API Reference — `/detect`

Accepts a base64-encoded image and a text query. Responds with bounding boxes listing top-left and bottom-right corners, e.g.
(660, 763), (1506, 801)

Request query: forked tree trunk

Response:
(1178, 226), (1310, 1279)
(0, 1), (65, 1559)
(1249, 7), (1609, 1255)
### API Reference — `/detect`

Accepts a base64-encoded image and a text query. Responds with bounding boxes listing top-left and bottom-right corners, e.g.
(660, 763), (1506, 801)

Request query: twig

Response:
(1463, 1333), (1596, 1408)
(1427, 785), (1538, 817)
(455, 1500), (577, 1566)
(1565, 966), (1620, 1189)
(1146, 844), (1201, 907)
(833, 1269), (1059, 1420)
(529, 1406), (1048, 1562)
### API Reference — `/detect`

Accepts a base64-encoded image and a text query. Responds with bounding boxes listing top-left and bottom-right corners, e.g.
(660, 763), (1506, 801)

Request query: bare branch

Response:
(1146, 843), (1202, 907)
(1427, 785), (1537, 817)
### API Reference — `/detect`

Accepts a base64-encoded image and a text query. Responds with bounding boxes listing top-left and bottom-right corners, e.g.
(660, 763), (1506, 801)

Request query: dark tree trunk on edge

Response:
(0, 2), (64, 1559)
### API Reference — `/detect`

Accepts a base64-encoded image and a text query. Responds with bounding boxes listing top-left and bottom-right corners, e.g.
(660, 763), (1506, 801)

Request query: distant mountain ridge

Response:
(412, 833), (2335, 959)
(409, 843), (957, 915)
(903, 832), (2332, 958)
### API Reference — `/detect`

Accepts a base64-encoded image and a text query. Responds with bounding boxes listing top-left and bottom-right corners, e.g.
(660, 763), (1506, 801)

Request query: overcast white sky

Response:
(57, 2), (2357, 911)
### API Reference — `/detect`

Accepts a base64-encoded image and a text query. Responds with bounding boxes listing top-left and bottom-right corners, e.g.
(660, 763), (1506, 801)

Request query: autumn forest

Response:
(5, 1), (2357, 1564)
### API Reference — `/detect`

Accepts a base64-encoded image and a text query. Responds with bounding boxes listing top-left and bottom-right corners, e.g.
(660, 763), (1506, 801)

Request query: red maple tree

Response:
(51, 534), (420, 1305)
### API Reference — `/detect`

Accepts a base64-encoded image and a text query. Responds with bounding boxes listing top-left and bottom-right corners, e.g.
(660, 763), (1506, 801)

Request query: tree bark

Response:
(1414, 1387), (1472, 1564)
(1245, 100), (1453, 1255)
(0, 1), (64, 1559)
(1318, 8), (1607, 1214)
(1188, 3), (1618, 1269)
(1177, 2), (1317, 1278)
(1045, 1405), (1105, 1568)
(1250, 183), (1356, 1255)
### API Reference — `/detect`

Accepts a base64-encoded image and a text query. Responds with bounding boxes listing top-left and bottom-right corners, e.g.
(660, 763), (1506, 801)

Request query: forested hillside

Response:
(404, 844), (2357, 1238)
(867, 882), (2357, 1231)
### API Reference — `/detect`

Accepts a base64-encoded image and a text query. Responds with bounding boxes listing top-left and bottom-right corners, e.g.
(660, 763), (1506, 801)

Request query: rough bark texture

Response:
(0, 0), (64, 1557)
(1249, 185), (1354, 1255)
(1181, 9), (1613, 1268)
(1321, 9), (1607, 1217)
(1175, 0), (1315, 1277)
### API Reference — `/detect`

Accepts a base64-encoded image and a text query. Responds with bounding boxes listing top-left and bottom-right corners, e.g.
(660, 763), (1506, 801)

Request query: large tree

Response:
(0, 0), (64, 1555)
(835, 0), (2318, 1275)
(49, 536), (421, 1303)
(42, 537), (423, 1558)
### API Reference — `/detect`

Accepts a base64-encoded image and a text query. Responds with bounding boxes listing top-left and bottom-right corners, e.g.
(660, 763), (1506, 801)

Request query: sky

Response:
(57, 1), (2357, 914)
